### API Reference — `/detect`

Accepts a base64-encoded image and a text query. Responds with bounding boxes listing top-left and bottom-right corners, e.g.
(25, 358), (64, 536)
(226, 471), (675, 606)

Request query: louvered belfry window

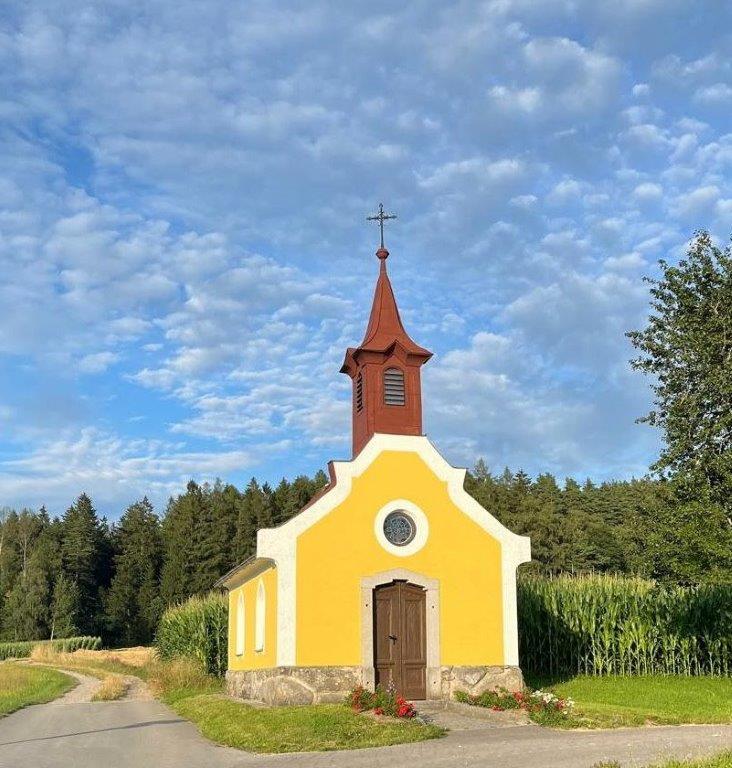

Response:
(356, 373), (364, 412)
(383, 367), (405, 406)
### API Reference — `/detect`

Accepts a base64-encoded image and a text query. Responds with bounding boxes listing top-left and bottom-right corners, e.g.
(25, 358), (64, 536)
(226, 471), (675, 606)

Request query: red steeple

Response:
(341, 246), (432, 456)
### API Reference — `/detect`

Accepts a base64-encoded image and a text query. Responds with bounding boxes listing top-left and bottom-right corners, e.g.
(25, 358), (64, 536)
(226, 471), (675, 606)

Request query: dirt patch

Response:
(123, 676), (154, 701)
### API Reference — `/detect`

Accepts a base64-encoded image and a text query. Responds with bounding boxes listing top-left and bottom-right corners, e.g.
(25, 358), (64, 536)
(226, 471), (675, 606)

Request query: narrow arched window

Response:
(254, 580), (266, 652)
(356, 372), (364, 412)
(383, 367), (405, 406)
(235, 592), (245, 656)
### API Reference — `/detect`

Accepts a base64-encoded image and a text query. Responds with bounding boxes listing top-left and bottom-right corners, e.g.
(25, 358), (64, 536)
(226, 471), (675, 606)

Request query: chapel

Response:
(217, 224), (532, 704)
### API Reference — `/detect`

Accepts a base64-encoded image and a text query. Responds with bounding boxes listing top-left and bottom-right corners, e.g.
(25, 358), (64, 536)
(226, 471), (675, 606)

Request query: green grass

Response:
(0, 663), (75, 716)
(531, 675), (732, 729)
(170, 696), (444, 753)
(656, 752), (732, 768)
(595, 750), (732, 768)
(144, 656), (443, 753)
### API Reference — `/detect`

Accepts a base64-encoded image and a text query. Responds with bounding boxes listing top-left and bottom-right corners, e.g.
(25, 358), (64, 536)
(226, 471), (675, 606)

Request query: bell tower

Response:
(340, 209), (432, 456)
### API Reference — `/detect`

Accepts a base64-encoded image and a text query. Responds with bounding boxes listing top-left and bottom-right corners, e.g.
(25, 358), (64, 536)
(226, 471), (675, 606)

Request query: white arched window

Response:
(255, 580), (266, 652)
(235, 593), (245, 656)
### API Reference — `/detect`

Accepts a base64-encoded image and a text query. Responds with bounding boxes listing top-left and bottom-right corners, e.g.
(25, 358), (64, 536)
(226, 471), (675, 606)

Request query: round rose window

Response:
(383, 510), (416, 546)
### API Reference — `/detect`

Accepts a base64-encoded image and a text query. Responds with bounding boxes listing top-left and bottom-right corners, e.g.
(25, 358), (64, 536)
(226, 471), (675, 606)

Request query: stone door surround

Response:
(360, 568), (441, 699)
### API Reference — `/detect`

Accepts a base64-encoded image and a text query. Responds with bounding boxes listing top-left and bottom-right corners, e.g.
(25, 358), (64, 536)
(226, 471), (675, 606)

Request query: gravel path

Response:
(48, 669), (101, 704)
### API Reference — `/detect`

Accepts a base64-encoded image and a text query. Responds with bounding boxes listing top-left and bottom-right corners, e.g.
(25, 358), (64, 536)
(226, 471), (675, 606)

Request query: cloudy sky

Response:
(1, 1), (731, 516)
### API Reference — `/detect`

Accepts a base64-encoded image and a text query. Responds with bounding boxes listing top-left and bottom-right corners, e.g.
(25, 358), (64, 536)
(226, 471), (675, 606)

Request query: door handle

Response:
(389, 634), (397, 641)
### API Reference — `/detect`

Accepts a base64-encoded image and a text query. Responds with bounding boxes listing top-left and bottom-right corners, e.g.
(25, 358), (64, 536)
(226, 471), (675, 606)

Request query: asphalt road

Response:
(0, 672), (730, 768)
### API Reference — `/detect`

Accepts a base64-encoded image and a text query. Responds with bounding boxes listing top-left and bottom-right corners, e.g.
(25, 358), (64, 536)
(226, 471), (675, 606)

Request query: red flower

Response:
(491, 705), (504, 711)
(374, 707), (384, 715)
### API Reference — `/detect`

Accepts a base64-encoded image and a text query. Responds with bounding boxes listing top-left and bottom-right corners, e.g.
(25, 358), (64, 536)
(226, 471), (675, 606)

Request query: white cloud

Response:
(604, 252), (646, 271)
(694, 83), (732, 104)
(417, 157), (526, 191)
(488, 85), (543, 114)
(670, 185), (721, 219)
(78, 351), (120, 374)
(633, 182), (663, 201)
(0, 427), (259, 512)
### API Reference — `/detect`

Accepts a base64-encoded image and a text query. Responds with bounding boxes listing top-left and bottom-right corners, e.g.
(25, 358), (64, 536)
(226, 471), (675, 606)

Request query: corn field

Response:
(155, 592), (228, 676)
(518, 574), (731, 677)
(0, 635), (101, 661)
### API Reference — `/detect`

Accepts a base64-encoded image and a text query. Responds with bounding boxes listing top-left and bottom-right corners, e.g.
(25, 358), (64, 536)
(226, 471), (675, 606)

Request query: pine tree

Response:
(233, 479), (265, 562)
(160, 486), (199, 606)
(105, 498), (163, 645)
(50, 574), (79, 639)
(60, 493), (104, 635)
(3, 553), (49, 640)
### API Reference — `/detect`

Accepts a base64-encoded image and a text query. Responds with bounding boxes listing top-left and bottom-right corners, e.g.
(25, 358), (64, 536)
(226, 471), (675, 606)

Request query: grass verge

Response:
(172, 696), (445, 753)
(0, 662), (75, 716)
(527, 675), (732, 729)
(148, 658), (444, 752)
(595, 749), (732, 768)
(91, 675), (128, 701)
(30, 645), (154, 680)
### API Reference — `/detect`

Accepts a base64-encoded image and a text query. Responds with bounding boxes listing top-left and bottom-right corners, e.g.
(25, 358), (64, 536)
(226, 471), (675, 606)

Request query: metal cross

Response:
(367, 203), (397, 249)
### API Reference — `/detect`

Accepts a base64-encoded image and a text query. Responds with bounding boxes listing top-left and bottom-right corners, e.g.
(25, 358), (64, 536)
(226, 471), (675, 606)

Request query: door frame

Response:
(361, 569), (440, 699)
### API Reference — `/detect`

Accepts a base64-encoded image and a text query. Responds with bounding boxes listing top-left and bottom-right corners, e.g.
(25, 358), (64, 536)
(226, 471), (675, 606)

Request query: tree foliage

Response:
(628, 231), (732, 497)
(628, 231), (732, 581)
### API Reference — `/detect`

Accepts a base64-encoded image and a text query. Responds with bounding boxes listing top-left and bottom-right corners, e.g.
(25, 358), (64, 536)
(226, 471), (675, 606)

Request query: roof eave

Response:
(213, 556), (276, 591)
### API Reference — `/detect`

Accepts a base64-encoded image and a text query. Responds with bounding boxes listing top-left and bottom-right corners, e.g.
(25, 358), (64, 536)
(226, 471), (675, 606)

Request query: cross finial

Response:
(367, 203), (397, 250)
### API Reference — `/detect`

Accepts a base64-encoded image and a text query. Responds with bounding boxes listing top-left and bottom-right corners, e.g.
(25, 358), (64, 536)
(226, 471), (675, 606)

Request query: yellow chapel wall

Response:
(227, 566), (278, 671)
(295, 450), (504, 667)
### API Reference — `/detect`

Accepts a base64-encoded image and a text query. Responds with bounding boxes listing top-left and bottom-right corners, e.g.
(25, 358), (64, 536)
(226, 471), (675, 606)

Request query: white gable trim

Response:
(257, 434), (531, 667)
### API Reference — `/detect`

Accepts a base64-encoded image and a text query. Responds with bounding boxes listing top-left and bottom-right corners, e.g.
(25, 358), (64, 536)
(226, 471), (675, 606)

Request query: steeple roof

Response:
(341, 248), (432, 373)
(360, 247), (432, 356)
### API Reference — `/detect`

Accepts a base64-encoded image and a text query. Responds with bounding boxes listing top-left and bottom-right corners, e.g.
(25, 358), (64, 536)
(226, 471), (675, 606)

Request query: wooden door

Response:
(373, 581), (426, 700)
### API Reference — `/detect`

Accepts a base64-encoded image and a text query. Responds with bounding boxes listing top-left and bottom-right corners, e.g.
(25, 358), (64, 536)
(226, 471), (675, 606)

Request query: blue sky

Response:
(1, 1), (731, 517)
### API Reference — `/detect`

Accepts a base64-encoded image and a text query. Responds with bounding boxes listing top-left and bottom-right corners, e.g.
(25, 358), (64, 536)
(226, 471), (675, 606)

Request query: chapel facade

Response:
(217, 238), (531, 705)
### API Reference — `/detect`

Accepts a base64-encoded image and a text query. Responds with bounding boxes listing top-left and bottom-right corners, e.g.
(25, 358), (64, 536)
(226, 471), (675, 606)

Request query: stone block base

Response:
(226, 664), (524, 705)
(441, 665), (524, 697)
(226, 666), (361, 706)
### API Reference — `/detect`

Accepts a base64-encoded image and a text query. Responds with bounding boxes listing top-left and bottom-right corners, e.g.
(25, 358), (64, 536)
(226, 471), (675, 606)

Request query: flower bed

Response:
(347, 683), (417, 719)
(454, 687), (574, 725)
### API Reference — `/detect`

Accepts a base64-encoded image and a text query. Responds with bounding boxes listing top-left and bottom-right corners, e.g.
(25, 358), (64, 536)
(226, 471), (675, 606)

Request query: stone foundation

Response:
(227, 665), (524, 705)
(440, 665), (524, 698)
(226, 666), (361, 705)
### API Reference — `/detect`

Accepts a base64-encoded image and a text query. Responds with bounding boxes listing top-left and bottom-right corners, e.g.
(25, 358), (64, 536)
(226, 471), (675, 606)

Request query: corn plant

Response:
(0, 635), (102, 661)
(518, 574), (731, 677)
(155, 592), (228, 676)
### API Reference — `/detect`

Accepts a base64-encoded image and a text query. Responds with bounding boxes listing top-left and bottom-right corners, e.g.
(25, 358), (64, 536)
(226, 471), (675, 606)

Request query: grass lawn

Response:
(598, 750), (732, 768)
(157, 665), (444, 753)
(0, 662), (75, 716)
(169, 695), (444, 753)
(530, 675), (732, 729)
